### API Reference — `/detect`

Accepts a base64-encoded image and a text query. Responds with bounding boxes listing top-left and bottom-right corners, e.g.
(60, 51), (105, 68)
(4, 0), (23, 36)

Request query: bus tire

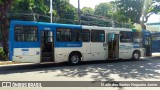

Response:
(69, 53), (81, 65)
(132, 51), (140, 60)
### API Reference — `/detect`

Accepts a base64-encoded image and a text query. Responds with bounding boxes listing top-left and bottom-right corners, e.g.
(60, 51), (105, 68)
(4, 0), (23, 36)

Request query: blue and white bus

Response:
(9, 20), (145, 65)
(146, 24), (160, 53)
(132, 29), (152, 56)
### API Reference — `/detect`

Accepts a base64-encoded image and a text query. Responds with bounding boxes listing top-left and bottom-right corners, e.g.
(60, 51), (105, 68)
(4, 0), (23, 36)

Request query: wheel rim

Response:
(71, 55), (79, 64)
(134, 53), (139, 59)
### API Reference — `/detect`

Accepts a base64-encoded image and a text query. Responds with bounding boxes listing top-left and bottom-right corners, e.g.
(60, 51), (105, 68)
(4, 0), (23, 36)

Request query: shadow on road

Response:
(0, 57), (160, 81)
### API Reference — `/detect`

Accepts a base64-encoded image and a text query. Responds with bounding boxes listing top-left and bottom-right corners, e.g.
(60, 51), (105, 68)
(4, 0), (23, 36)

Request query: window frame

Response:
(91, 30), (105, 42)
(81, 29), (90, 42)
(120, 31), (133, 43)
(14, 25), (38, 42)
(56, 28), (72, 42)
(71, 29), (81, 42)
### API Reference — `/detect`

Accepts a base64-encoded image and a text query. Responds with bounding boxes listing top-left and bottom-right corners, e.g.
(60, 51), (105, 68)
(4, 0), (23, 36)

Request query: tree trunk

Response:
(140, 21), (146, 30)
(0, 0), (13, 56)
(1, 17), (9, 55)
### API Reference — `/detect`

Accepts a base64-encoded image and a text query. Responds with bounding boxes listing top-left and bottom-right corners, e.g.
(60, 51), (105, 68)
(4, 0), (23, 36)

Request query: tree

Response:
(0, 0), (13, 55)
(94, 3), (113, 18)
(54, 0), (77, 20)
(43, 0), (77, 23)
(115, 0), (160, 29)
(115, 0), (143, 23)
(10, 0), (50, 21)
(81, 7), (94, 15)
(141, 0), (160, 29)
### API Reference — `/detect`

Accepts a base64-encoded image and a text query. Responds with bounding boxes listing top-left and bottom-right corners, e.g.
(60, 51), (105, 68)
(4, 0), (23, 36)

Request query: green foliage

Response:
(94, 3), (113, 17)
(115, 0), (144, 23)
(148, 0), (160, 14)
(10, 0), (49, 14)
(0, 48), (7, 61)
(81, 7), (94, 15)
(53, 0), (77, 20)
(115, 0), (160, 24)
(9, 0), (77, 22)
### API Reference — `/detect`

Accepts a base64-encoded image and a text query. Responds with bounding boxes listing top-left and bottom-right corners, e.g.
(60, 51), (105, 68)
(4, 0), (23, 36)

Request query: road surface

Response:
(0, 56), (160, 90)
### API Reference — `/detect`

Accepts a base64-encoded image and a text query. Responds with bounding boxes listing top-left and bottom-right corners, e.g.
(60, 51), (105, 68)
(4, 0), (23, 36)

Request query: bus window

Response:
(46, 31), (53, 42)
(81, 29), (90, 42)
(56, 28), (71, 42)
(120, 31), (133, 43)
(14, 25), (38, 42)
(91, 30), (105, 42)
(145, 37), (151, 45)
(72, 29), (81, 42)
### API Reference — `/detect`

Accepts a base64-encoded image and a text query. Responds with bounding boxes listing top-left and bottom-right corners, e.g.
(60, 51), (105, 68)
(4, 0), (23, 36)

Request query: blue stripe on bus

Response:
(55, 42), (82, 47)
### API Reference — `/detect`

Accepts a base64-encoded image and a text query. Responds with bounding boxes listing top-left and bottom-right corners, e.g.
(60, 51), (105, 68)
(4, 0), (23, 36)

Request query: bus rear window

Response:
(14, 25), (38, 42)
(120, 31), (133, 43)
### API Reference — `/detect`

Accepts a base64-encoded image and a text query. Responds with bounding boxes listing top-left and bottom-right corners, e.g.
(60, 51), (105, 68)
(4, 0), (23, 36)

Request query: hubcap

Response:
(71, 55), (79, 64)
(134, 53), (139, 59)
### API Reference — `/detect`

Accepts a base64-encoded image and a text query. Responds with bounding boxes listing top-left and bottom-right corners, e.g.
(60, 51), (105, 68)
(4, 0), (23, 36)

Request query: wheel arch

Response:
(68, 51), (83, 60)
(133, 50), (141, 57)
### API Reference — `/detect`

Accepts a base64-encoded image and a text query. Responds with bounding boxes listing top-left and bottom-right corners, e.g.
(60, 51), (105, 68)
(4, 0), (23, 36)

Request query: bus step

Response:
(42, 52), (52, 57)
(42, 57), (52, 62)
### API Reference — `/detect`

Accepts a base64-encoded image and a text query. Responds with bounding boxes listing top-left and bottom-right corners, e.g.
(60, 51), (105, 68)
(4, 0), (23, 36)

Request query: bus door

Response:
(41, 30), (54, 62)
(108, 33), (119, 59)
(142, 30), (152, 56)
(144, 36), (152, 56)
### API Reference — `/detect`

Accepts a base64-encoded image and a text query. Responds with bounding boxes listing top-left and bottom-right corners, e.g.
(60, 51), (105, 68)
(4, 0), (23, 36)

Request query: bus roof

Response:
(82, 25), (132, 31)
(10, 20), (81, 28)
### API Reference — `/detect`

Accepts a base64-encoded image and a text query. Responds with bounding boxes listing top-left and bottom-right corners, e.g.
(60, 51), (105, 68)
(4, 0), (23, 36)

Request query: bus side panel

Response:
(81, 42), (92, 61)
(119, 43), (133, 59)
(12, 48), (40, 63)
(53, 24), (83, 63)
(9, 21), (41, 63)
(90, 43), (106, 60)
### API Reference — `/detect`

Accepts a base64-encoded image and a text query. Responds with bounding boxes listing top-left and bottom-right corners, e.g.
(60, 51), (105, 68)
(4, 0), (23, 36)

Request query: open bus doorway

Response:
(144, 36), (152, 56)
(142, 30), (152, 56)
(108, 33), (119, 59)
(41, 31), (54, 62)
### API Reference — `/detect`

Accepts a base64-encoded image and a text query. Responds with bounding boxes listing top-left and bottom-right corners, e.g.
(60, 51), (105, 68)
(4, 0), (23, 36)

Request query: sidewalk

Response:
(0, 61), (20, 65)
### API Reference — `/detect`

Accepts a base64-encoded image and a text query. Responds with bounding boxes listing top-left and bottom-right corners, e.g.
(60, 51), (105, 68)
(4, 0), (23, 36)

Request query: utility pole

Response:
(78, 0), (81, 24)
(49, 0), (53, 23)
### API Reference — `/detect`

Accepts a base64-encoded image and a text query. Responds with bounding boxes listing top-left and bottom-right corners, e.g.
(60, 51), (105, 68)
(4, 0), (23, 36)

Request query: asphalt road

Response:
(1, 56), (160, 90)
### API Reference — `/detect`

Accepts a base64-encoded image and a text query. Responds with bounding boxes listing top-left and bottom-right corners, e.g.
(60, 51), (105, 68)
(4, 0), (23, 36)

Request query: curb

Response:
(0, 61), (20, 65)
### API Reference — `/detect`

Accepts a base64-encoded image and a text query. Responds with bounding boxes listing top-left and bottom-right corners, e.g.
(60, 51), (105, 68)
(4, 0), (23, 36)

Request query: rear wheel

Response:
(69, 53), (81, 65)
(132, 51), (140, 60)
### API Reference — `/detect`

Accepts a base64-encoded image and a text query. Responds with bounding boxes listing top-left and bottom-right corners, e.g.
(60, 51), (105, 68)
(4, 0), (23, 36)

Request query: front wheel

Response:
(69, 53), (81, 65)
(132, 52), (140, 60)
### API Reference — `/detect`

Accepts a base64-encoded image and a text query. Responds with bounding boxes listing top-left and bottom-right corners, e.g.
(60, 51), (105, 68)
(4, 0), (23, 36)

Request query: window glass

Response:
(91, 30), (105, 42)
(72, 29), (81, 42)
(46, 31), (53, 42)
(133, 32), (142, 42)
(81, 29), (90, 42)
(14, 25), (38, 42)
(56, 28), (71, 42)
(120, 31), (133, 43)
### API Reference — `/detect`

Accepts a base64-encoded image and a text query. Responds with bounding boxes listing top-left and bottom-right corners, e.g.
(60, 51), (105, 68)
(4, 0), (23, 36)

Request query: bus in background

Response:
(146, 25), (160, 53)
(132, 29), (152, 56)
(9, 20), (145, 65)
